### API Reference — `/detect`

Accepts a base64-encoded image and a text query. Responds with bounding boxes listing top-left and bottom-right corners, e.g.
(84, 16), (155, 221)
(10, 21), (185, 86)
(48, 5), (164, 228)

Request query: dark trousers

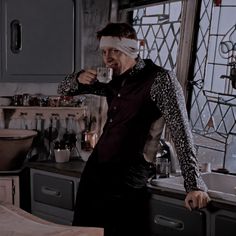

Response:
(73, 159), (150, 236)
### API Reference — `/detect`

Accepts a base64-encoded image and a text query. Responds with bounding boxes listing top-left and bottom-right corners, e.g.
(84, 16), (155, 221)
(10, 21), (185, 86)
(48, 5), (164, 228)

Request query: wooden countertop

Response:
(0, 203), (103, 236)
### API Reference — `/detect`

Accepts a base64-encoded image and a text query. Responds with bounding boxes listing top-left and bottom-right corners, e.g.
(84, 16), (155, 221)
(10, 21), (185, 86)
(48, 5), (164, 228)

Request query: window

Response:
(132, 1), (182, 71)
(120, 0), (236, 171)
(190, 0), (236, 171)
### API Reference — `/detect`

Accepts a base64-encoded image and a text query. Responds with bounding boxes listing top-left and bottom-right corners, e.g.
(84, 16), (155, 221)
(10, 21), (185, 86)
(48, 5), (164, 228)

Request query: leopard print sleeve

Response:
(150, 70), (207, 193)
(57, 71), (108, 96)
(57, 72), (81, 95)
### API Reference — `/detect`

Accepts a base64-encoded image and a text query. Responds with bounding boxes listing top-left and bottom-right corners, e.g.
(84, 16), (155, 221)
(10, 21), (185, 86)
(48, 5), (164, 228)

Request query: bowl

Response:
(0, 129), (37, 171)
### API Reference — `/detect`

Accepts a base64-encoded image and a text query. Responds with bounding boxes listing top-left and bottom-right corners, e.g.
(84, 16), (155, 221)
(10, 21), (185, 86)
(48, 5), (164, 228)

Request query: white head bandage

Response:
(99, 36), (139, 58)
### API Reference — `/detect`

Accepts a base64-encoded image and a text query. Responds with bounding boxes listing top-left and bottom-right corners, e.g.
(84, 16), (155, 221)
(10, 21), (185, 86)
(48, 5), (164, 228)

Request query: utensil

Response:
(44, 115), (59, 160)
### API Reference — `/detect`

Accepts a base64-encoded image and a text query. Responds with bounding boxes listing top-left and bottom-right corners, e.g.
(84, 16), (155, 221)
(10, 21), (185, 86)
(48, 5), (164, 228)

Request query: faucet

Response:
(159, 139), (179, 174)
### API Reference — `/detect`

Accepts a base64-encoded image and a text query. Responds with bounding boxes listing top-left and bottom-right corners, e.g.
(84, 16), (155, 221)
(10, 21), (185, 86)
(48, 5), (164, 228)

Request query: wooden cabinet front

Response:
(0, 176), (19, 206)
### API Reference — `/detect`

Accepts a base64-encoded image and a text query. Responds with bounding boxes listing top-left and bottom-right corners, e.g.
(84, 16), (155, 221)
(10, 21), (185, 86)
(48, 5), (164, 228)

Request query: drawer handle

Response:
(154, 215), (184, 230)
(41, 186), (61, 197)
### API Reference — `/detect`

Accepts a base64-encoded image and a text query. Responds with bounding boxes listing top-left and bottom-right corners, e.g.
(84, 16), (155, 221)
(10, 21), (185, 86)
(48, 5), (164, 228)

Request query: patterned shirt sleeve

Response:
(57, 72), (81, 95)
(150, 70), (208, 193)
(57, 71), (108, 96)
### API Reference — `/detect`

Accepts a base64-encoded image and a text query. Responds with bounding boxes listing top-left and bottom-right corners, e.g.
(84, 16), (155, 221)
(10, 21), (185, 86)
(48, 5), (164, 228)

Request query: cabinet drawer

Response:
(149, 195), (206, 236)
(33, 173), (74, 210)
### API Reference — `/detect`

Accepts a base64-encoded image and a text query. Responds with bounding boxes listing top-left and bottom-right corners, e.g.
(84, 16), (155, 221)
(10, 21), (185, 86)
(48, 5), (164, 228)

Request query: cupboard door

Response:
(0, 176), (19, 206)
(212, 211), (236, 236)
(0, 178), (13, 204)
(2, 0), (75, 82)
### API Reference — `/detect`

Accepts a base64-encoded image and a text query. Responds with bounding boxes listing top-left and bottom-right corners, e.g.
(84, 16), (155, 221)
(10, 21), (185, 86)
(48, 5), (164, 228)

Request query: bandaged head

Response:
(99, 36), (139, 58)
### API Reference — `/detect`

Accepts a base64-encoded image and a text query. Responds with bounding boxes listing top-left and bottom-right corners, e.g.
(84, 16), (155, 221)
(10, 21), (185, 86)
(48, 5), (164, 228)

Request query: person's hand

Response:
(184, 190), (211, 211)
(77, 69), (97, 84)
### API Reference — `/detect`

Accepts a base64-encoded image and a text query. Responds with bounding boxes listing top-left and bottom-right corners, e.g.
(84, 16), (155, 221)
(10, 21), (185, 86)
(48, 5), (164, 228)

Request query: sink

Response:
(150, 172), (236, 203)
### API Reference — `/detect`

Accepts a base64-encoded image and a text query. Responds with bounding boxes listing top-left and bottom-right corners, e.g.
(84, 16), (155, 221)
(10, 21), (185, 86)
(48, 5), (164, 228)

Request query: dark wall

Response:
(82, 0), (111, 68)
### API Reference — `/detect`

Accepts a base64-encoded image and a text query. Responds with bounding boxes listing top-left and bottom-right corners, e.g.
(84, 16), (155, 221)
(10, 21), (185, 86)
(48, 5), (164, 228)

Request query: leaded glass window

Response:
(190, 0), (236, 172)
(127, 0), (236, 171)
(132, 1), (182, 71)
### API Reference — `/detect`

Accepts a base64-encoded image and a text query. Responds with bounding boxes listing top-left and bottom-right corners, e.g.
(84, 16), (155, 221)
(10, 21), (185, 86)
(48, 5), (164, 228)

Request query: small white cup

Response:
(96, 67), (113, 83)
(54, 149), (70, 163)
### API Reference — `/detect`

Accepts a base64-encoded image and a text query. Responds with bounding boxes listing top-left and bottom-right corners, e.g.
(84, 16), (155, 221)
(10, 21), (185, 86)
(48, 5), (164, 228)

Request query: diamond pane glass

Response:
(132, 1), (182, 71)
(190, 0), (236, 170)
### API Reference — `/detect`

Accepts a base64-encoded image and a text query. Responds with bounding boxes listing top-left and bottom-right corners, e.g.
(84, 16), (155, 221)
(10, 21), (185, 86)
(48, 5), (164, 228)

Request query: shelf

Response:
(0, 106), (88, 128)
(0, 106), (87, 110)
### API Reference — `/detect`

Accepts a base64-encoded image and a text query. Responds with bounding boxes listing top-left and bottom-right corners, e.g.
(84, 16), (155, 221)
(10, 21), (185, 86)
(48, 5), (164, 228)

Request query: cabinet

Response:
(148, 194), (209, 236)
(30, 168), (80, 225)
(148, 190), (236, 236)
(0, 0), (82, 83)
(211, 209), (236, 236)
(0, 176), (19, 206)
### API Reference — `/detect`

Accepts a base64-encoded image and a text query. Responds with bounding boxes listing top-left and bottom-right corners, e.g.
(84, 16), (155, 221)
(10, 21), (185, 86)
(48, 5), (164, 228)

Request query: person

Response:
(57, 22), (210, 236)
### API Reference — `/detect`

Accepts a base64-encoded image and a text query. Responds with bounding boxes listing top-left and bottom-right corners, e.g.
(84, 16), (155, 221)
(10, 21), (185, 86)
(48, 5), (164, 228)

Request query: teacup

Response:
(96, 67), (113, 83)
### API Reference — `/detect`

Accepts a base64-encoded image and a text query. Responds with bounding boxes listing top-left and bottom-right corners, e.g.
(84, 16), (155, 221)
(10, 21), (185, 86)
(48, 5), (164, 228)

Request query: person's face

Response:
(101, 47), (136, 76)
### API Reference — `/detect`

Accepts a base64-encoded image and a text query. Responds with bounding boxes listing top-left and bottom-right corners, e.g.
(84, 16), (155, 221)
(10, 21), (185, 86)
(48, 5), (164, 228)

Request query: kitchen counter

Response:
(25, 160), (236, 212)
(147, 181), (236, 212)
(24, 158), (86, 178)
(0, 203), (103, 236)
